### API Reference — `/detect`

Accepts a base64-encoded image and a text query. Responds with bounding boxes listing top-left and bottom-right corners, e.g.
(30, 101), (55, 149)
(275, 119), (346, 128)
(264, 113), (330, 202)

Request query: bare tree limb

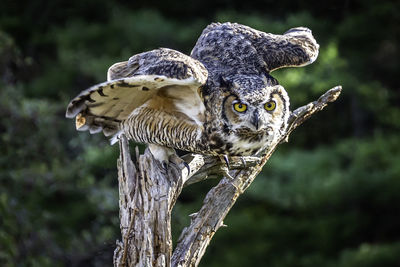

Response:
(113, 85), (342, 267)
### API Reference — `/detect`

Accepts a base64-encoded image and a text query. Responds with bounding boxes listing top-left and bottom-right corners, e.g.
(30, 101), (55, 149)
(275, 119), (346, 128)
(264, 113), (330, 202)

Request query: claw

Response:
(162, 161), (169, 171)
(240, 157), (246, 168)
(183, 162), (191, 174)
(218, 155), (234, 179)
(169, 154), (190, 174)
(219, 155), (230, 169)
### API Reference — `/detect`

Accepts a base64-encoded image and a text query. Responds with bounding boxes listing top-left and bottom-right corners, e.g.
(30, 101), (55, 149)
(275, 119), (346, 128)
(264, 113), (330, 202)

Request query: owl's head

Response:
(221, 75), (290, 136)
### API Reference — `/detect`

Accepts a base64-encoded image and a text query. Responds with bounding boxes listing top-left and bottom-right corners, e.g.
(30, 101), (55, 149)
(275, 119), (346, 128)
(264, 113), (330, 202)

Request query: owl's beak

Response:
(251, 111), (260, 130)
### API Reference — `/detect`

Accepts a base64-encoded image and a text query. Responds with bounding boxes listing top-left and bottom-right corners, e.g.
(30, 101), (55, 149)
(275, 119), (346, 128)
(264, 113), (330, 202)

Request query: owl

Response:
(66, 23), (319, 166)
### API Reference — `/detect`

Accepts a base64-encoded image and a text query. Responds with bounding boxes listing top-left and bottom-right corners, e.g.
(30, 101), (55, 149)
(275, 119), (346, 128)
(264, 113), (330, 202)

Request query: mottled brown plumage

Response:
(66, 22), (319, 163)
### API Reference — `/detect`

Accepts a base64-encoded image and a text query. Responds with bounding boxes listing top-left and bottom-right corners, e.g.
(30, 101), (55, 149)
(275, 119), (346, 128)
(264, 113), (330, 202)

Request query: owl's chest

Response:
(207, 127), (274, 156)
(227, 131), (273, 156)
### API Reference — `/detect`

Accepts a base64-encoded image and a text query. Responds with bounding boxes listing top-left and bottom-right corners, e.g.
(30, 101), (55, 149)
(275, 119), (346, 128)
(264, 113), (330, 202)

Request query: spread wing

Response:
(191, 22), (319, 74)
(253, 26), (319, 72)
(66, 48), (208, 137)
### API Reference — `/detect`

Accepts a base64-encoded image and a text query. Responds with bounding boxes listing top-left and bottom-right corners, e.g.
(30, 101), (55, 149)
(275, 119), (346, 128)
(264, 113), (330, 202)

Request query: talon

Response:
(162, 161), (168, 170)
(168, 153), (190, 174)
(219, 155), (230, 169)
(240, 157), (246, 168)
(183, 162), (190, 174)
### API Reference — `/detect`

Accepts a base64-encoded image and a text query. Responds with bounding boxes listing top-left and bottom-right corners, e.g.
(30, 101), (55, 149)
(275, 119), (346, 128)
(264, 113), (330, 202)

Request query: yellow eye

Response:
(233, 102), (247, 113)
(264, 100), (276, 111)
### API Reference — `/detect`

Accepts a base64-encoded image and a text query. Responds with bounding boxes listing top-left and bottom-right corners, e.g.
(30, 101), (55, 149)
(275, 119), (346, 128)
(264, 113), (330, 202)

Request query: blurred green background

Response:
(1, 0), (399, 266)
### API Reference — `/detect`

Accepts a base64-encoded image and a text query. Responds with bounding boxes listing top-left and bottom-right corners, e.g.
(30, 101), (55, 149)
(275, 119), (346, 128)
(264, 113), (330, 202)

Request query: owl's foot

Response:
(169, 154), (190, 174)
(229, 156), (261, 169)
(148, 144), (175, 170)
(217, 155), (261, 179)
(148, 144), (190, 173)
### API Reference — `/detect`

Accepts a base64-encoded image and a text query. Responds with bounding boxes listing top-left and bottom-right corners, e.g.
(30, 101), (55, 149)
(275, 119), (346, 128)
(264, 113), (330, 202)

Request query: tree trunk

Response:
(113, 86), (342, 267)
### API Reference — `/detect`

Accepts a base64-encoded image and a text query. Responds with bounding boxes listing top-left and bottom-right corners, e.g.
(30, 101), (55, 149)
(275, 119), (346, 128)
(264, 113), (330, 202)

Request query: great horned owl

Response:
(66, 23), (318, 165)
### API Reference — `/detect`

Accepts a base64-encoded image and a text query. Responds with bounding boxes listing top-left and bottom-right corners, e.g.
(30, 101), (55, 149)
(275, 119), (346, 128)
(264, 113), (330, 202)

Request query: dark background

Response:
(1, 0), (400, 266)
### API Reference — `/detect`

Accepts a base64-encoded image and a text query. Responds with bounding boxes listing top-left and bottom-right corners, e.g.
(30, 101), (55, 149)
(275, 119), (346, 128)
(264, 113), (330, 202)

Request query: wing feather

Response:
(191, 22), (319, 74)
(66, 48), (208, 138)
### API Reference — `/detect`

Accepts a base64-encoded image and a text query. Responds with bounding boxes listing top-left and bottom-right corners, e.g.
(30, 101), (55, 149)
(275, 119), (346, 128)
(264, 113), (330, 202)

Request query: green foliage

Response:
(1, 0), (399, 266)
(0, 83), (119, 265)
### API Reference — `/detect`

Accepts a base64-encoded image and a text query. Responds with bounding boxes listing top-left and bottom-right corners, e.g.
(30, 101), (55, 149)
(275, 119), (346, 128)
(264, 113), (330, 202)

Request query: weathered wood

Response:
(113, 136), (182, 267)
(114, 86), (342, 267)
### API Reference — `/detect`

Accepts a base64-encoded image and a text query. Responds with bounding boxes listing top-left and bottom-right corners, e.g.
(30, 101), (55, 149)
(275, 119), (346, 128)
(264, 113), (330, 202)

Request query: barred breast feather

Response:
(122, 106), (203, 152)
